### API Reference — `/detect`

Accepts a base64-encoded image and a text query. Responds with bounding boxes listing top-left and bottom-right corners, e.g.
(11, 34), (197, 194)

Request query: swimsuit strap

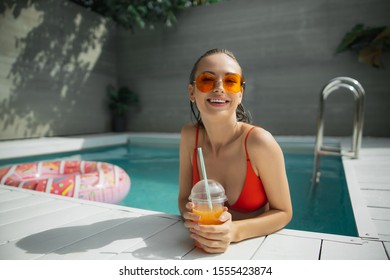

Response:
(244, 126), (257, 160)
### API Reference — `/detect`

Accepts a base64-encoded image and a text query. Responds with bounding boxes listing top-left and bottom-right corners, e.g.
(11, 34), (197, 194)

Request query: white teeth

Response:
(209, 99), (227, 103)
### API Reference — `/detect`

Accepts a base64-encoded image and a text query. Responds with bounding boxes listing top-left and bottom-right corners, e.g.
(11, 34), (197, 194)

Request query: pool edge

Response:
(340, 139), (380, 240)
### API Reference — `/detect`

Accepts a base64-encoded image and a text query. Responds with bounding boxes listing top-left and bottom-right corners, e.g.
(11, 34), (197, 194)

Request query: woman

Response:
(178, 48), (292, 254)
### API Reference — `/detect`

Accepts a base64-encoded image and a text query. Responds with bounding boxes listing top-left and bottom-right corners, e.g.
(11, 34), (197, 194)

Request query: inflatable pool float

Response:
(0, 160), (131, 204)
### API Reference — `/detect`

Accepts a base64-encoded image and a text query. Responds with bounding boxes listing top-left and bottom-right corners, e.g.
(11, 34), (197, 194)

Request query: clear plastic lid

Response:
(189, 179), (227, 204)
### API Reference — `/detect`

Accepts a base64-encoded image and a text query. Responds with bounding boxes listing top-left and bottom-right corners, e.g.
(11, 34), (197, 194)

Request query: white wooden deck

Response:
(0, 136), (389, 260)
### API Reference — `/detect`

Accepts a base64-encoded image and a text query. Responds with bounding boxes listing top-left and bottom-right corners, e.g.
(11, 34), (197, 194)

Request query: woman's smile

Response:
(207, 98), (230, 106)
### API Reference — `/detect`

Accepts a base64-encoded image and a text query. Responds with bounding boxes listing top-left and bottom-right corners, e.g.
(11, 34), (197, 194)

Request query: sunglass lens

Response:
(223, 74), (241, 94)
(196, 73), (215, 93)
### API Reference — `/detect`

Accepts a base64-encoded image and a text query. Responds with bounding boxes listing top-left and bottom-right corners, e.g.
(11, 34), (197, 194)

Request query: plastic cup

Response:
(189, 179), (227, 225)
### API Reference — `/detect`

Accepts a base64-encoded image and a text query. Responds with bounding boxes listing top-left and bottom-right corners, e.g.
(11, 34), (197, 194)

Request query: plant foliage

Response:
(107, 84), (139, 116)
(70, 0), (223, 30)
(336, 24), (390, 68)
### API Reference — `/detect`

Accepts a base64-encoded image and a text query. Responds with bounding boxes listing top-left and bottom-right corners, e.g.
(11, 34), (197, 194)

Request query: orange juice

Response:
(192, 204), (224, 225)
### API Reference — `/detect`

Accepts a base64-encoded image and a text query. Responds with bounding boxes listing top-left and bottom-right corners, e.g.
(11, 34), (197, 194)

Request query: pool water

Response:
(0, 143), (358, 237)
(284, 153), (357, 236)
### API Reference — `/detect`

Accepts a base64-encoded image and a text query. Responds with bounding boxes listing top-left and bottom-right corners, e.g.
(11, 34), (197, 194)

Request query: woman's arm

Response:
(178, 124), (196, 217)
(190, 128), (292, 252)
(231, 128), (292, 241)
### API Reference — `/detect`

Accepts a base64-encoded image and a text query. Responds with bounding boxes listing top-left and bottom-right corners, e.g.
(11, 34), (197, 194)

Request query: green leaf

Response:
(335, 24), (365, 53)
(70, 0), (225, 30)
(373, 25), (390, 47)
(336, 24), (390, 68)
(107, 84), (139, 116)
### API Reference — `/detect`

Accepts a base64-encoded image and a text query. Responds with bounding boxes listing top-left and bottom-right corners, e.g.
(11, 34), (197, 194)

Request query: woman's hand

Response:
(182, 202), (234, 254)
(182, 202), (199, 228)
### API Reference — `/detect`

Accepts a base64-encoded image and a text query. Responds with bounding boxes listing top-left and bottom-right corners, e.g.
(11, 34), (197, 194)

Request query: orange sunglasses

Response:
(193, 72), (244, 94)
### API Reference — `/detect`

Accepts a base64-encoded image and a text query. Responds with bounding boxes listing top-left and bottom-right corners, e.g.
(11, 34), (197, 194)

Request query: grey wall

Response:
(0, 1), (117, 140)
(118, 0), (390, 136)
(1, 0), (389, 140)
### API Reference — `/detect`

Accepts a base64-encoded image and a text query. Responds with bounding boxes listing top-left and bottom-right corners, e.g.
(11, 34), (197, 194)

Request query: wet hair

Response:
(188, 48), (252, 125)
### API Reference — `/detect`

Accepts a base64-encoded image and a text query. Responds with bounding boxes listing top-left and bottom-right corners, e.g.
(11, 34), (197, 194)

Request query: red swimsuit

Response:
(192, 125), (268, 212)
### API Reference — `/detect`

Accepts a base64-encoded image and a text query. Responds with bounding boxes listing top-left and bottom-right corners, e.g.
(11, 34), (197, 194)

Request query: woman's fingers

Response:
(182, 211), (199, 221)
(190, 232), (229, 253)
(186, 202), (194, 211)
(201, 245), (227, 254)
(218, 209), (231, 223)
(182, 206), (200, 230)
(190, 223), (231, 243)
(190, 227), (228, 240)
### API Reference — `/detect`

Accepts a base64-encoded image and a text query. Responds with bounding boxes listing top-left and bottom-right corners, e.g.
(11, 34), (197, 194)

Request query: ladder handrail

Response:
(312, 77), (365, 183)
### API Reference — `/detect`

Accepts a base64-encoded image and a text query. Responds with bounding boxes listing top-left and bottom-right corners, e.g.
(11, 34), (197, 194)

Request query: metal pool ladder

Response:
(312, 77), (365, 184)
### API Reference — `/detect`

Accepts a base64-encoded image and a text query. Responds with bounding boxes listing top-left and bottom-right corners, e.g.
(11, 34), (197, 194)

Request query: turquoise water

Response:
(0, 143), (358, 237)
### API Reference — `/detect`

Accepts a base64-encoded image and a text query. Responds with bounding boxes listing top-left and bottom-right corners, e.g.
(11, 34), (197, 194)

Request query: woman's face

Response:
(188, 53), (244, 122)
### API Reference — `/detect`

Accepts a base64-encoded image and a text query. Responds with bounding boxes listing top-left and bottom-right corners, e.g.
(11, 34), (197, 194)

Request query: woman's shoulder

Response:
(245, 124), (282, 155)
(180, 122), (198, 137)
(180, 123), (199, 148)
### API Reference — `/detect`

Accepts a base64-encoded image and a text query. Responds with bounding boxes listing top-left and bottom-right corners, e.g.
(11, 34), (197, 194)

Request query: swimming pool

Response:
(0, 138), (358, 237)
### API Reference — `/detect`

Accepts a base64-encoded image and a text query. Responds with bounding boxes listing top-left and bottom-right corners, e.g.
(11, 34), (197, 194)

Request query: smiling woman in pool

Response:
(178, 48), (293, 254)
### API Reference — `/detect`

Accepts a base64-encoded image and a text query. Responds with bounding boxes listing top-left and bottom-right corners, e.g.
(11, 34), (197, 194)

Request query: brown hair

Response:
(189, 48), (251, 125)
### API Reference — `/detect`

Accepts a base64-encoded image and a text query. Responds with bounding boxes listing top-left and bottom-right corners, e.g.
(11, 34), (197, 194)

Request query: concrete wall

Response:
(118, 0), (390, 136)
(0, 1), (117, 140)
(1, 0), (389, 140)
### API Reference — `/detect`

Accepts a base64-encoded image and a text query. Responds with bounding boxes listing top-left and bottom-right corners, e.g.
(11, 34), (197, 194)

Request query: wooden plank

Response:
(321, 240), (388, 260)
(0, 199), (76, 226)
(0, 203), (108, 244)
(360, 150), (390, 157)
(354, 164), (390, 184)
(379, 235), (390, 242)
(0, 194), (52, 213)
(0, 189), (10, 195)
(361, 183), (390, 191)
(252, 234), (321, 260)
(276, 228), (362, 243)
(182, 236), (265, 260)
(0, 190), (30, 203)
(38, 214), (178, 259)
(0, 209), (140, 260)
(372, 220), (390, 237)
(362, 190), (390, 208)
(368, 208), (390, 221)
(111, 221), (194, 260)
(383, 242), (390, 258)
(342, 160), (379, 239)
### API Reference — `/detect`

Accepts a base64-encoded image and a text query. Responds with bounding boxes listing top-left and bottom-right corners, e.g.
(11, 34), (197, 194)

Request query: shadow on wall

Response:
(0, 0), (112, 139)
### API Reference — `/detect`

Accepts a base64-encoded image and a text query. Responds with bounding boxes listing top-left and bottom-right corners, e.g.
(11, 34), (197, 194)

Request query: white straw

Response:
(197, 147), (213, 210)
